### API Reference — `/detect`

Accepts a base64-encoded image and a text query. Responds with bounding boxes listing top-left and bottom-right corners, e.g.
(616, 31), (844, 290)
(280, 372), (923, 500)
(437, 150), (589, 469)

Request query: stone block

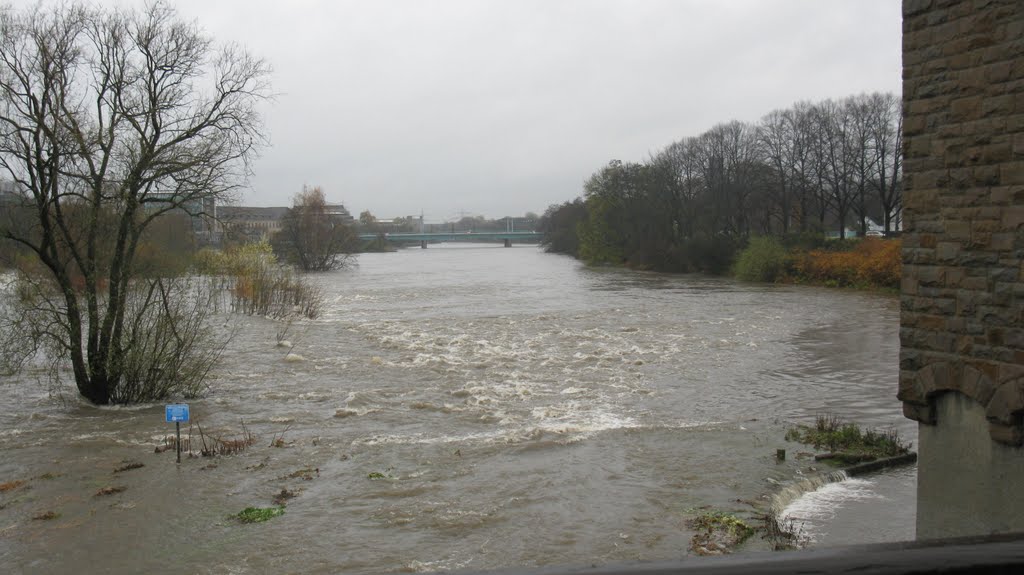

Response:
(985, 378), (1024, 428)
(951, 96), (984, 121)
(1002, 205), (1024, 228)
(944, 220), (972, 241)
(919, 315), (949, 331)
(903, 401), (936, 425)
(945, 267), (967, 287)
(963, 362), (998, 404)
(898, 372), (925, 405)
(983, 95), (1015, 118)
(987, 422), (1024, 446)
(1002, 161), (1024, 185)
(986, 60), (1014, 83)
(982, 141), (1013, 164)
(937, 241), (962, 262)
(990, 186), (1015, 203)
(991, 232), (1016, 251)
(1003, 328), (1024, 350)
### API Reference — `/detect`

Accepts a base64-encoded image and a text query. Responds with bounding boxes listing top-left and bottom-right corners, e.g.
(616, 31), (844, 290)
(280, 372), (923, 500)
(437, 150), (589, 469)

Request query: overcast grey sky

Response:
(33, 0), (905, 221)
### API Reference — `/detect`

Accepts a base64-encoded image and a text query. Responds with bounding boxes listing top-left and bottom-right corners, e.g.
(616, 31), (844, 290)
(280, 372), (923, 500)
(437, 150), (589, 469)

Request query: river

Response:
(0, 243), (914, 574)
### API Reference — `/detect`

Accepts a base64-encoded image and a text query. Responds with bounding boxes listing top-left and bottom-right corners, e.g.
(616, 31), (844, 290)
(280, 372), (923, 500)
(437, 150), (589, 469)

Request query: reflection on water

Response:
(0, 244), (912, 574)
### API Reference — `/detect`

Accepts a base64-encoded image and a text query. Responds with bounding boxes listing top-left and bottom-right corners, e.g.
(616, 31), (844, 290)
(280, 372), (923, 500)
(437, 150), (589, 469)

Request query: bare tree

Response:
(758, 109), (795, 234)
(847, 94), (878, 237)
(273, 186), (357, 272)
(0, 2), (270, 404)
(866, 92), (903, 234)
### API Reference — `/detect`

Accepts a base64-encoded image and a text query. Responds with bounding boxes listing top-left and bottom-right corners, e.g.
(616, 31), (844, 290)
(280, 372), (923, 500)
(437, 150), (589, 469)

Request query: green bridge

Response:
(358, 231), (542, 247)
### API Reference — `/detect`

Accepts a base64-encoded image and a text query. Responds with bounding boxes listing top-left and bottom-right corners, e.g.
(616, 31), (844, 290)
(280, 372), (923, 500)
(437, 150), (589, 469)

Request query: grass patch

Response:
(785, 414), (909, 463)
(32, 511), (59, 521)
(235, 506), (285, 523)
(687, 510), (755, 555)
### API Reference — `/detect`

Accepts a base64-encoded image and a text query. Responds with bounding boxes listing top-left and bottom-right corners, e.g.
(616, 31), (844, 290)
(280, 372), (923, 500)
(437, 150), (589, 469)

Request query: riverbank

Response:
(733, 236), (901, 291)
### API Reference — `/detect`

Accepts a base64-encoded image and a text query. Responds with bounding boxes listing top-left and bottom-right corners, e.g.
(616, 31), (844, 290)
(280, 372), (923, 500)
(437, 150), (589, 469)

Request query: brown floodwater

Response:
(0, 244), (913, 574)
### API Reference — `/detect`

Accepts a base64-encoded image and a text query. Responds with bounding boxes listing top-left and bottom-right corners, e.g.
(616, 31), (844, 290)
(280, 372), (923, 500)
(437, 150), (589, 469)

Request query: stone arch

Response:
(986, 376), (1024, 446)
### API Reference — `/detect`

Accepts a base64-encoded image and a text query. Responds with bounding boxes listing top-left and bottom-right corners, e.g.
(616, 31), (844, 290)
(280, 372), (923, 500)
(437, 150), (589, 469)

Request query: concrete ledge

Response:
(844, 452), (919, 477)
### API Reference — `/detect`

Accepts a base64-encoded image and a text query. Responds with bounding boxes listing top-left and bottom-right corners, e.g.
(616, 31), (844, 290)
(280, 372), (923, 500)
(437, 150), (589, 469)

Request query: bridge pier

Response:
(504, 238), (511, 248)
(420, 240), (427, 249)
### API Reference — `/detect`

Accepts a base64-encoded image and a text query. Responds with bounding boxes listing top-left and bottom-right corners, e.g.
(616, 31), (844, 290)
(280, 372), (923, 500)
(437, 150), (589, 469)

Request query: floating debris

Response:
(281, 467), (319, 481)
(272, 488), (299, 506)
(95, 486), (127, 497)
(0, 480), (26, 492)
(113, 462), (145, 473)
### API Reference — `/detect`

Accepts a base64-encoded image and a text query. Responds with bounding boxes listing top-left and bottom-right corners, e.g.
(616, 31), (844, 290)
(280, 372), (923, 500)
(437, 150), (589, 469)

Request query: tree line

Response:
(539, 92), (902, 273)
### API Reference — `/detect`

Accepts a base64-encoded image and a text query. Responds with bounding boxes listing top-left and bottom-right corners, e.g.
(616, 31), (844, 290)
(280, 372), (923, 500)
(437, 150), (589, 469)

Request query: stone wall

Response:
(900, 0), (1024, 538)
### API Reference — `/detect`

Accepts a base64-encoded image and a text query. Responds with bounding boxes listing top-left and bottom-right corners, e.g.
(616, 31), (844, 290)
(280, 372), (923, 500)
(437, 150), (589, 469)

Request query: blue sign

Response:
(165, 404), (190, 423)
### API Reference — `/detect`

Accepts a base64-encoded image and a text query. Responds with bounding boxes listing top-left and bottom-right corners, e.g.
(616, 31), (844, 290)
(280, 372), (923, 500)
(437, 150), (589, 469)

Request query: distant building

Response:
(217, 206), (290, 243)
(324, 204), (355, 225)
(217, 201), (356, 244)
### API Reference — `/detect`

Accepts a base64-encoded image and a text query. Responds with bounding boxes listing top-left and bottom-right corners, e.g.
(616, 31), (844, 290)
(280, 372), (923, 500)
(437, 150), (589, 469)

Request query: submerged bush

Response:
(688, 510), (756, 555)
(195, 242), (324, 320)
(733, 236), (790, 282)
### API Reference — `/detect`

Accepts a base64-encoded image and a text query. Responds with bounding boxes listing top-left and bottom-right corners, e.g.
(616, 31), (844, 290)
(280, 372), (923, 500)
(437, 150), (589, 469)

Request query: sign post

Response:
(165, 404), (190, 463)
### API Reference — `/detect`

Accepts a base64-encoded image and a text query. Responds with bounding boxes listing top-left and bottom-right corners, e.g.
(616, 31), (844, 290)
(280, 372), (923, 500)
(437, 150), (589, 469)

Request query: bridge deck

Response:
(358, 231), (542, 242)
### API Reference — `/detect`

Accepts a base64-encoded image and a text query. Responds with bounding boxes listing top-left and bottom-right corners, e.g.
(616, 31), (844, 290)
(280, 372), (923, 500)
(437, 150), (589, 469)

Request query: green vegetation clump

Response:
(733, 236), (790, 282)
(785, 414), (909, 462)
(687, 510), (756, 555)
(236, 506), (285, 523)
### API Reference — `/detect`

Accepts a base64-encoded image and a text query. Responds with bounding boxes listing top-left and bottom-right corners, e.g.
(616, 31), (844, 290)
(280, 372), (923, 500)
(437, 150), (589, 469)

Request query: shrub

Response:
(792, 238), (900, 289)
(733, 236), (790, 282)
(194, 242), (324, 319)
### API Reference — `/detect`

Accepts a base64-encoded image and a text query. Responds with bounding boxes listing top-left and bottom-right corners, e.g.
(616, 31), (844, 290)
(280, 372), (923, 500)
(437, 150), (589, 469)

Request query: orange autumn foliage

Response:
(793, 238), (901, 289)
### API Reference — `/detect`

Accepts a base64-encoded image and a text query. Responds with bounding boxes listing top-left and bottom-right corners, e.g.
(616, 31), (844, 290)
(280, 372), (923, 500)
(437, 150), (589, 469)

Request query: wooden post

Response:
(176, 421), (182, 464)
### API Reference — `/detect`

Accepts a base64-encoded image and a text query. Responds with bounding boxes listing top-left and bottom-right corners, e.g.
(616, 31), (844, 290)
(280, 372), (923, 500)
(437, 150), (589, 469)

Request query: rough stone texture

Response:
(903, 0), (1024, 541)
(900, 0), (1024, 446)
